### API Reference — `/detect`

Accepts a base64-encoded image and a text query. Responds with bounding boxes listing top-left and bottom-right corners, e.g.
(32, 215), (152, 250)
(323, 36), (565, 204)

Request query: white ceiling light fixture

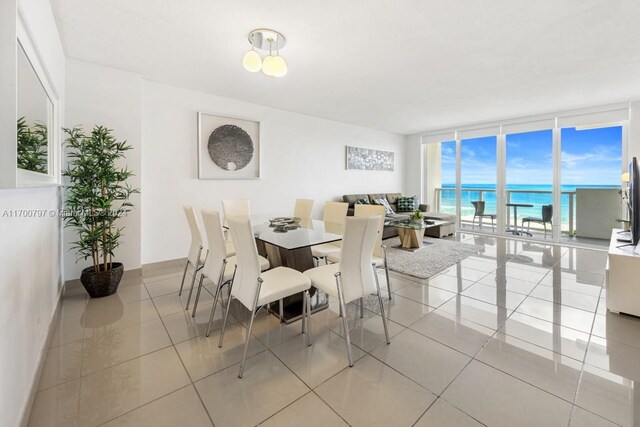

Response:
(242, 29), (287, 78)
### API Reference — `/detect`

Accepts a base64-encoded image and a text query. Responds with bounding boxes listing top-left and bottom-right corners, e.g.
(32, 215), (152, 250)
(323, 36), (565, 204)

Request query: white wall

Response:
(142, 80), (405, 264)
(0, 0), (65, 425)
(405, 134), (422, 204)
(64, 59), (142, 280)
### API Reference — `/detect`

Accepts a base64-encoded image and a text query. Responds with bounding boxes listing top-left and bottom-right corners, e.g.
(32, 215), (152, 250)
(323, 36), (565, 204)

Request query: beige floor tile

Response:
(37, 340), (83, 391)
(423, 273), (475, 293)
(393, 285), (457, 308)
(503, 264), (548, 283)
(410, 310), (495, 357)
(315, 355), (436, 427)
(271, 328), (365, 388)
(162, 301), (236, 344)
(371, 329), (470, 394)
(363, 293), (432, 327)
(443, 360), (573, 427)
(585, 336), (640, 382)
(476, 273), (538, 295)
(48, 313), (84, 349)
(327, 307), (405, 352)
(259, 392), (347, 427)
(102, 385), (212, 427)
(515, 297), (595, 333)
(242, 311), (307, 348)
(591, 312), (640, 350)
(28, 379), (80, 427)
(442, 265), (490, 282)
(569, 406), (619, 427)
(538, 273), (603, 296)
(461, 282), (527, 310)
(575, 363), (636, 427)
(195, 351), (309, 427)
(476, 335), (582, 402)
(414, 399), (483, 427)
(152, 290), (215, 318)
(175, 323), (266, 381)
(113, 282), (151, 304)
(59, 292), (88, 319)
(436, 295), (512, 330)
(459, 257), (498, 272)
(529, 285), (599, 312)
(499, 312), (589, 361)
(80, 298), (159, 330)
(145, 274), (188, 298)
(77, 347), (190, 426)
(81, 317), (172, 375)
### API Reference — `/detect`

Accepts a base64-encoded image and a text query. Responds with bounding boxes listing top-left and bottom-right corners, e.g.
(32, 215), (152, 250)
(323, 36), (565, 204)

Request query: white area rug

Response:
(384, 236), (482, 279)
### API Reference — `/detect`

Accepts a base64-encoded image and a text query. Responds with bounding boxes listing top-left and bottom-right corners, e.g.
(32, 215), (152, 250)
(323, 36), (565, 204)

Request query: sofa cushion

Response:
(396, 195), (417, 212)
(372, 198), (395, 215)
(424, 211), (456, 224)
(343, 194), (368, 208)
(367, 193), (387, 204)
(385, 193), (402, 204)
(355, 198), (370, 205)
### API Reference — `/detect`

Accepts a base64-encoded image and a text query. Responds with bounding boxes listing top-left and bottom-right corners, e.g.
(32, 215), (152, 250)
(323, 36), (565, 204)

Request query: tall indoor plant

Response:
(63, 125), (139, 297)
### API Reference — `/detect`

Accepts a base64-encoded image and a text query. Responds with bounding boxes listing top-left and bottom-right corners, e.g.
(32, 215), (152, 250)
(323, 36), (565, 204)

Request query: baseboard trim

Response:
(19, 286), (63, 427)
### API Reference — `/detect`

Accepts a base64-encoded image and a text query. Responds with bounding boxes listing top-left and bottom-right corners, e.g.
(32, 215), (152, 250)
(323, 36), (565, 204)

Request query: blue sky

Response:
(441, 126), (622, 186)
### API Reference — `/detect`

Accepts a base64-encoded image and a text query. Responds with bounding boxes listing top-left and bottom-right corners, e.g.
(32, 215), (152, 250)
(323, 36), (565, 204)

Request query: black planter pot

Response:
(80, 262), (124, 298)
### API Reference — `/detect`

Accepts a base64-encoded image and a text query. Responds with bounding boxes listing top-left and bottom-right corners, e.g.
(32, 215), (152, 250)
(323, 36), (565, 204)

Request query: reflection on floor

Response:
(28, 233), (640, 426)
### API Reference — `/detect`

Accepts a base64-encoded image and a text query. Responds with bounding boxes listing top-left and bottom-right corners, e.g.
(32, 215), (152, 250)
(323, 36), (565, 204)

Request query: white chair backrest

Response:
(183, 206), (204, 265)
(201, 210), (227, 282)
(294, 198), (314, 220)
(227, 217), (262, 309)
(355, 204), (385, 258)
(339, 216), (380, 304)
(222, 199), (251, 220)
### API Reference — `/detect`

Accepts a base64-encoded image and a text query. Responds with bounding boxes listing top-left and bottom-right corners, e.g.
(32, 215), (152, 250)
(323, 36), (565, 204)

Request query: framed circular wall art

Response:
(197, 112), (261, 179)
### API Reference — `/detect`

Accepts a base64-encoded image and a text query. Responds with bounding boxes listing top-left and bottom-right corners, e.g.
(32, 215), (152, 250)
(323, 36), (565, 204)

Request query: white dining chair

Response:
(304, 216), (390, 367)
(222, 199), (250, 220)
(311, 201), (348, 265)
(327, 204), (393, 299)
(293, 198), (314, 220)
(218, 217), (313, 378)
(190, 210), (270, 322)
(180, 206), (208, 305)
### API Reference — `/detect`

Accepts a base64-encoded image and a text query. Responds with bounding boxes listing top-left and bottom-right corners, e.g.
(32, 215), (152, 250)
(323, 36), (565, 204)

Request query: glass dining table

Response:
(249, 217), (343, 323)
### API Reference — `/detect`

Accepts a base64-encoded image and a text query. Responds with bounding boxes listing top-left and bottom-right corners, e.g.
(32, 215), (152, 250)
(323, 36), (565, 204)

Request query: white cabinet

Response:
(606, 229), (640, 316)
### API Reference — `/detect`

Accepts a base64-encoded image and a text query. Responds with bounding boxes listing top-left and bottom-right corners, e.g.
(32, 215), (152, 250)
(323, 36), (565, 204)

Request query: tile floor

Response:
(28, 234), (640, 426)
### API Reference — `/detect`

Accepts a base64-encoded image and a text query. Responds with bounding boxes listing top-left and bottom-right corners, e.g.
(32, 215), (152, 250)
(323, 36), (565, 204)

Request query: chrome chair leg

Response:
(359, 297), (364, 318)
(335, 273), (353, 367)
(178, 259), (189, 296)
(238, 278), (263, 378)
(373, 264), (390, 344)
(218, 279), (235, 348)
(206, 262), (230, 337)
(185, 247), (202, 310)
(191, 274), (205, 317)
(306, 290), (312, 346)
(382, 245), (392, 299)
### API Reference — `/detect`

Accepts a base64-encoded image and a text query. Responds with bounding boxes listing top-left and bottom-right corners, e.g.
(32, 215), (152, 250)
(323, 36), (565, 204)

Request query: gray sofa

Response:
(342, 193), (456, 239)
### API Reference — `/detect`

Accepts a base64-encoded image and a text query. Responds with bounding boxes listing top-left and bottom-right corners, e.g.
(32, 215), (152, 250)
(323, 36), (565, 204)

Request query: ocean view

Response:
(439, 184), (621, 230)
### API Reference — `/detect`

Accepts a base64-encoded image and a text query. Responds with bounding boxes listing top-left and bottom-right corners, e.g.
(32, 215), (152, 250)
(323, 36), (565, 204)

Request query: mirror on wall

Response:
(17, 41), (51, 175)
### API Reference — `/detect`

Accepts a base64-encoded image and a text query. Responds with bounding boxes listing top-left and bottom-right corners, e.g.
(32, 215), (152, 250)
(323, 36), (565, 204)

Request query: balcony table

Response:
(506, 203), (534, 236)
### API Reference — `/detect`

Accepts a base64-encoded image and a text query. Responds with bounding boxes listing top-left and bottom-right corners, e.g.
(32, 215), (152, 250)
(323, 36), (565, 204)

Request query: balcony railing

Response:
(433, 187), (577, 235)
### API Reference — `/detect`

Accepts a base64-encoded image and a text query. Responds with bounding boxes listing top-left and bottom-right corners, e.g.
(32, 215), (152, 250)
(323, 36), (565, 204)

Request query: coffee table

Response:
(387, 219), (448, 250)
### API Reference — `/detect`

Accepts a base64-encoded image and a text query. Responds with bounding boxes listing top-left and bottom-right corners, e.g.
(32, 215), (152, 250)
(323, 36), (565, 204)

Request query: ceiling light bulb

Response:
(242, 50), (262, 72)
(262, 55), (287, 77)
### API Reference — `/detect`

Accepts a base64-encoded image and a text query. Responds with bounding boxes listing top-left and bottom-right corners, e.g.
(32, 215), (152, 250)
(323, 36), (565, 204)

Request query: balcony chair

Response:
(311, 201), (348, 265)
(327, 204), (392, 299)
(471, 201), (496, 231)
(181, 206), (207, 307)
(522, 204), (553, 238)
(218, 217), (312, 378)
(304, 216), (390, 367)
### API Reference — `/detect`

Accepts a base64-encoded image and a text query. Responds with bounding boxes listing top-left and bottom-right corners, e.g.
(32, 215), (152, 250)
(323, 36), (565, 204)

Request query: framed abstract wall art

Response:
(197, 112), (260, 179)
(346, 145), (394, 171)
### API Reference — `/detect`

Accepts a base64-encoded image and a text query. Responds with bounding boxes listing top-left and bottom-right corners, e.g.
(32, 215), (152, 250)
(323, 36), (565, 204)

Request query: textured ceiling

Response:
(51, 0), (640, 134)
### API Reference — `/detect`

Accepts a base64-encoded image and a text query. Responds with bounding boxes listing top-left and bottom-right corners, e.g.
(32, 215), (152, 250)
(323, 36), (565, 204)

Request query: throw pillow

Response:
(374, 198), (395, 215)
(396, 195), (417, 212)
(355, 198), (370, 205)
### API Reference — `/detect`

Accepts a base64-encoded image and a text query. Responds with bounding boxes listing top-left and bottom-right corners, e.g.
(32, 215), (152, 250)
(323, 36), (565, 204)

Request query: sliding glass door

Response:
(460, 136), (497, 234)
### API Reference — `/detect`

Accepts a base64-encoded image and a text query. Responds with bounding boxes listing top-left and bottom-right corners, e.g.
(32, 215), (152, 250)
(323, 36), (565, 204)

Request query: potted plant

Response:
(63, 125), (139, 298)
(411, 209), (424, 224)
(17, 117), (48, 173)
